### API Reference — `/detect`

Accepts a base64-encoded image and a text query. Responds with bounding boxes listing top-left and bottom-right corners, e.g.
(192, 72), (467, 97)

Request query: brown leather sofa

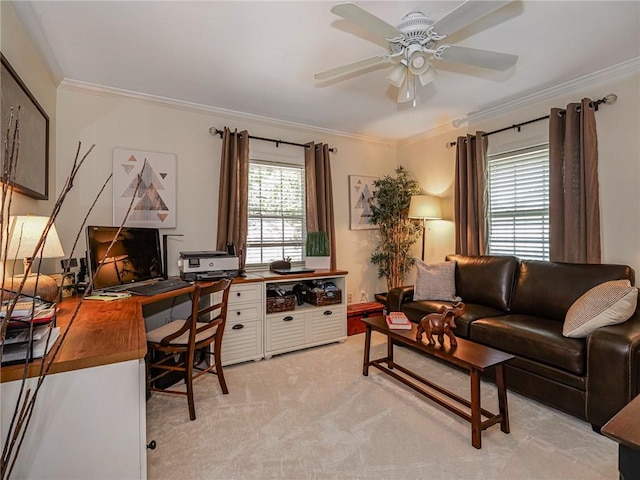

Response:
(387, 254), (640, 429)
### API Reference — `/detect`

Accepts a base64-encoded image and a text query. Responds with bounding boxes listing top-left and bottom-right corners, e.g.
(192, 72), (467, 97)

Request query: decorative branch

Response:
(1, 158), (146, 480)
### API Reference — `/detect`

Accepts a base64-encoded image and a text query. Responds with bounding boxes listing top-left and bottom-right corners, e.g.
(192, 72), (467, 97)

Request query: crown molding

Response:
(399, 57), (640, 146)
(58, 79), (395, 148)
(399, 119), (461, 147)
(457, 57), (640, 127)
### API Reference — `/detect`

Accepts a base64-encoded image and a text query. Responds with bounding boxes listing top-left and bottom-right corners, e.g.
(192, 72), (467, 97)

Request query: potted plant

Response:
(369, 166), (421, 291)
(305, 231), (330, 269)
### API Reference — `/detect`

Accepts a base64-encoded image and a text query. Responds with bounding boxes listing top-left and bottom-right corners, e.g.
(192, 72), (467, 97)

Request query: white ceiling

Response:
(15, 1), (640, 141)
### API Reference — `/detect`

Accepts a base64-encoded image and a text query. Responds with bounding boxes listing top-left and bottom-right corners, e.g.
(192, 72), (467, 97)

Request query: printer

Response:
(178, 251), (239, 281)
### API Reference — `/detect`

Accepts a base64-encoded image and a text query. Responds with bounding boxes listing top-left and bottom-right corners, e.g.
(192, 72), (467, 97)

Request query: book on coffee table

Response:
(387, 312), (410, 324)
(386, 314), (412, 329)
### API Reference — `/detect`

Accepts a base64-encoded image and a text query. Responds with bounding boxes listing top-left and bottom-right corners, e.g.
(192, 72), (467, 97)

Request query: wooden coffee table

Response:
(362, 315), (514, 449)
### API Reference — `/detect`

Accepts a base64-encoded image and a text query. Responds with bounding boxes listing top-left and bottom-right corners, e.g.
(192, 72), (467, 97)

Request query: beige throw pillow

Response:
(563, 280), (638, 338)
(413, 260), (460, 302)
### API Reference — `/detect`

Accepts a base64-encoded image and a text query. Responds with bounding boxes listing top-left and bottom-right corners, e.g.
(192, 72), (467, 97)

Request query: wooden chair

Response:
(146, 278), (232, 420)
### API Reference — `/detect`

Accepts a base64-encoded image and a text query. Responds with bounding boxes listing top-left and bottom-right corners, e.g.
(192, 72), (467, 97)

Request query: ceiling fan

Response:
(315, 1), (518, 104)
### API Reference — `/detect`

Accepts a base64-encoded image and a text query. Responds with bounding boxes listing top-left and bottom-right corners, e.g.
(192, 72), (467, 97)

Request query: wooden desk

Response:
(0, 278), (223, 479)
(0, 278), (263, 383)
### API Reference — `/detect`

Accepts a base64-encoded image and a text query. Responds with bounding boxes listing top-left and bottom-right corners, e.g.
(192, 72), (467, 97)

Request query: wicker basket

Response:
(266, 295), (296, 314)
(303, 289), (342, 306)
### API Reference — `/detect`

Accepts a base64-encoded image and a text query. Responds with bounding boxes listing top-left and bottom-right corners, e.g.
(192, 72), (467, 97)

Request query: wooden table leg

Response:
(495, 364), (510, 434)
(387, 336), (394, 369)
(470, 369), (482, 449)
(363, 325), (372, 376)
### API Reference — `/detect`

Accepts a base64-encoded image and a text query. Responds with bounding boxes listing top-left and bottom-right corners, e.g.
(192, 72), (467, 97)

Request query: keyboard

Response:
(126, 278), (192, 296)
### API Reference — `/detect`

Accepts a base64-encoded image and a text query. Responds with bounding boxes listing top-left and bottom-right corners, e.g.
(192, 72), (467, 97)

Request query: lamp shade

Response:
(5, 215), (65, 261)
(408, 195), (442, 220)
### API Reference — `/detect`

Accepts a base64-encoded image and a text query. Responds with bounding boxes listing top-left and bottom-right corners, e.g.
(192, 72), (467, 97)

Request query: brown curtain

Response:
(454, 132), (488, 255)
(549, 98), (601, 263)
(216, 127), (250, 270)
(304, 142), (337, 270)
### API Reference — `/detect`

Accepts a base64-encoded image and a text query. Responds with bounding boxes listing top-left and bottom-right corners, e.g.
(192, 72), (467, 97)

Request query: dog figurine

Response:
(416, 302), (466, 347)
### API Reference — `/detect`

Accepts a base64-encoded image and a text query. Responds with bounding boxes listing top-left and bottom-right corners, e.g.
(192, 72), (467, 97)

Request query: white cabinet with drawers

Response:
(263, 272), (347, 358)
(220, 278), (264, 366)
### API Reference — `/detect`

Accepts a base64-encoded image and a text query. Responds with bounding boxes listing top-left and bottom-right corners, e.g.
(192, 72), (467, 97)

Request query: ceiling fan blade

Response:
(331, 2), (403, 39)
(431, 0), (512, 37)
(437, 45), (517, 71)
(315, 54), (392, 81)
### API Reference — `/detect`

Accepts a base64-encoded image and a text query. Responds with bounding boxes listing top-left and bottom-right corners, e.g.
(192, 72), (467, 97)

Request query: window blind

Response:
(487, 145), (549, 260)
(246, 161), (306, 266)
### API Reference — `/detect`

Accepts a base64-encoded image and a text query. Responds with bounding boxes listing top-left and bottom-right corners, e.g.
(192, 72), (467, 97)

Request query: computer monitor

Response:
(86, 226), (163, 291)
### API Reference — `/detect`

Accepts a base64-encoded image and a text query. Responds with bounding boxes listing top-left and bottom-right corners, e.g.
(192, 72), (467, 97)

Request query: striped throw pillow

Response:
(563, 280), (638, 338)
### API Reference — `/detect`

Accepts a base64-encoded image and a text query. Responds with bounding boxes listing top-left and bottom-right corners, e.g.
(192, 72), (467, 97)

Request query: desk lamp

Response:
(3, 215), (65, 302)
(408, 195), (442, 261)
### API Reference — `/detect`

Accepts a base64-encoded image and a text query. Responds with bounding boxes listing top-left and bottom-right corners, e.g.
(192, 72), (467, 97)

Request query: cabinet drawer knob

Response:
(236, 292), (241, 297)
(323, 310), (333, 316)
(283, 316), (294, 322)
(232, 324), (245, 330)
(236, 311), (241, 316)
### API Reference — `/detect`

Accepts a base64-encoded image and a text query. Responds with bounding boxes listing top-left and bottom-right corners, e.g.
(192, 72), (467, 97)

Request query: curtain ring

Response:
(557, 110), (566, 117)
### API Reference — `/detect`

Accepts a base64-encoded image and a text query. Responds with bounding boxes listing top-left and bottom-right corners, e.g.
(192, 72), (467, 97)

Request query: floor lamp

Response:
(408, 195), (442, 261)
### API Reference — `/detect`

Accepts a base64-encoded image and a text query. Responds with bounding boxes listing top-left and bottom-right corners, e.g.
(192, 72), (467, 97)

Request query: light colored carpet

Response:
(146, 332), (618, 479)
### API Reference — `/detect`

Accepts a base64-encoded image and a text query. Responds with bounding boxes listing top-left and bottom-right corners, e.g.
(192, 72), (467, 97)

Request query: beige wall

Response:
(6, 0), (639, 295)
(55, 85), (396, 301)
(1, 1), (58, 273)
(399, 70), (640, 277)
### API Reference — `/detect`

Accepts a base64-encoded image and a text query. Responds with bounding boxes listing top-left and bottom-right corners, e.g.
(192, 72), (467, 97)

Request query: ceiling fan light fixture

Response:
(418, 64), (437, 86)
(406, 44), (430, 76)
(387, 63), (407, 88)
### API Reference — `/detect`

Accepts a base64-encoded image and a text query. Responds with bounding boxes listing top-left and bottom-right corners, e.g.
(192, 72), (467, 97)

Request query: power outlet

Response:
(347, 293), (353, 303)
(360, 290), (367, 302)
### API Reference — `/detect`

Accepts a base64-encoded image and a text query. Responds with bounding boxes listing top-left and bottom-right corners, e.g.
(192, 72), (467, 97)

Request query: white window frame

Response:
(246, 158), (306, 268)
(487, 144), (550, 260)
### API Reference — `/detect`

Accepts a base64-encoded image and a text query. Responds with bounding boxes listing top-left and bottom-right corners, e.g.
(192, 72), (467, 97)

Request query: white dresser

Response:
(217, 270), (348, 364)
(261, 271), (348, 359)
(220, 275), (264, 366)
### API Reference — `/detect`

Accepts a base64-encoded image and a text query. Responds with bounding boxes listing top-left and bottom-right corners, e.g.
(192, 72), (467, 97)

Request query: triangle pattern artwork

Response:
(349, 176), (377, 230)
(113, 148), (177, 228)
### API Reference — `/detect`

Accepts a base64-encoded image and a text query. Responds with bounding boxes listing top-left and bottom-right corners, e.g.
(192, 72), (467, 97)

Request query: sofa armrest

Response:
(387, 286), (414, 312)
(586, 311), (640, 427)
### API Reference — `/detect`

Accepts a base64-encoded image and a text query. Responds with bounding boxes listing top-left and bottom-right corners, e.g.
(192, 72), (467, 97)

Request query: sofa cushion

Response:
(469, 314), (586, 375)
(511, 260), (635, 321)
(445, 254), (518, 312)
(413, 260), (460, 302)
(563, 280), (638, 338)
(402, 301), (506, 338)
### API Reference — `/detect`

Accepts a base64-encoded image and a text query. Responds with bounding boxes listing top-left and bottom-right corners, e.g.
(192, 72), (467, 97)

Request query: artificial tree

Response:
(369, 166), (421, 291)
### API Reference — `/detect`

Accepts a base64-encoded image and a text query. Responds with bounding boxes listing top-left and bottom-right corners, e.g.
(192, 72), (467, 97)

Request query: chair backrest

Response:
(191, 278), (232, 344)
(157, 278), (232, 347)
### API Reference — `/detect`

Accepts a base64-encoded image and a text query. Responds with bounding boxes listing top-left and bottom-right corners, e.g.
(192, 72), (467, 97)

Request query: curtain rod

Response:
(209, 128), (337, 154)
(445, 93), (617, 148)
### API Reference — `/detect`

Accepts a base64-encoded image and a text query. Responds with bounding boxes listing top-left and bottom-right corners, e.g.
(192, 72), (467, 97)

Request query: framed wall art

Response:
(0, 54), (49, 200)
(349, 175), (377, 230)
(113, 148), (177, 228)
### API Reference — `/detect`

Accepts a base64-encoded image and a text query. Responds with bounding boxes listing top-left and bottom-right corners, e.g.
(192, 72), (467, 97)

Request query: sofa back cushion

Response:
(511, 260), (635, 321)
(445, 254), (518, 312)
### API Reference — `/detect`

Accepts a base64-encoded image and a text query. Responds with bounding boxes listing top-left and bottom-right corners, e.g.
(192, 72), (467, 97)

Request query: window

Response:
(246, 160), (306, 266)
(487, 145), (549, 260)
